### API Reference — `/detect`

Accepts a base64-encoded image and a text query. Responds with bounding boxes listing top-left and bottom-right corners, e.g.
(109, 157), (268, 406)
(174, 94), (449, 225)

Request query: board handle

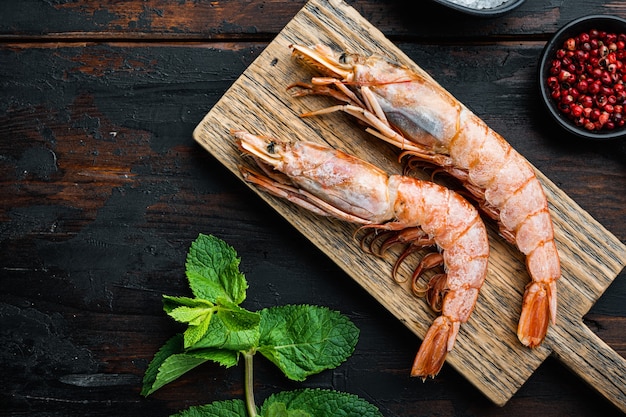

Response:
(552, 320), (626, 413)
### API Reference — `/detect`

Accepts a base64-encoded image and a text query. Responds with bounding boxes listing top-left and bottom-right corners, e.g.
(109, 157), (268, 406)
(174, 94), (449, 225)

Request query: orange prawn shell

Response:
(290, 43), (561, 348)
(392, 176), (489, 323)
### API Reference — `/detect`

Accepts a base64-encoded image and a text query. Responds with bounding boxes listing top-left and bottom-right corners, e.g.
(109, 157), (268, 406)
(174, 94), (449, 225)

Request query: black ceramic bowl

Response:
(431, 0), (525, 17)
(538, 15), (626, 140)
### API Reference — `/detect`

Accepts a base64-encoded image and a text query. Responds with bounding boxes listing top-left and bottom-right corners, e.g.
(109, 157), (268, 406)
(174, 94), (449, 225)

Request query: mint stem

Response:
(244, 351), (258, 417)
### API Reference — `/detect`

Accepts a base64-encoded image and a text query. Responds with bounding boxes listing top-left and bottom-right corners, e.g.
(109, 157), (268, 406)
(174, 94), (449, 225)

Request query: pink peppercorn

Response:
(547, 28), (626, 132)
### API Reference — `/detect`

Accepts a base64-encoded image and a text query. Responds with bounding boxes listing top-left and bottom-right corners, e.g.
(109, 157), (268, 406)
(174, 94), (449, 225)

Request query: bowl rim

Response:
(430, 0), (526, 17)
(538, 14), (626, 140)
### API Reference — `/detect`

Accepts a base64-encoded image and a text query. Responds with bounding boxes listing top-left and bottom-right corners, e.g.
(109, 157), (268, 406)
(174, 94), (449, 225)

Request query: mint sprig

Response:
(141, 234), (381, 417)
(164, 295), (261, 348)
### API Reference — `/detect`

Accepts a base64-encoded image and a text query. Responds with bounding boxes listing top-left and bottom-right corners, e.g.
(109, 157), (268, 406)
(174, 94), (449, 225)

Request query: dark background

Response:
(1, 1), (625, 416)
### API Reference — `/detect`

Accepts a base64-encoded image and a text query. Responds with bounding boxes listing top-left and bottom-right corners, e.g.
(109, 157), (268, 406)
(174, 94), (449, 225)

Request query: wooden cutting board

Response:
(193, 0), (626, 409)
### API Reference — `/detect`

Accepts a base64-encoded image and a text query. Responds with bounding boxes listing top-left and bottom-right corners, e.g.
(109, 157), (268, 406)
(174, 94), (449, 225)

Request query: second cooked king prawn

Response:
(288, 43), (561, 349)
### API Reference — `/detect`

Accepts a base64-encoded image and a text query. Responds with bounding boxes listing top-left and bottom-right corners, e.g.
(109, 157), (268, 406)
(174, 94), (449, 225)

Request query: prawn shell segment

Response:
(390, 176), (489, 324)
(526, 241), (561, 284)
(484, 152), (537, 209)
(499, 179), (548, 232)
(515, 211), (555, 255)
(448, 112), (489, 170)
(442, 221), (490, 323)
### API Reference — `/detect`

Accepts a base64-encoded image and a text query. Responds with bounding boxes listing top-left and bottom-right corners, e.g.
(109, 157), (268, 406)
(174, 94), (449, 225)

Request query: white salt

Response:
(445, 0), (509, 9)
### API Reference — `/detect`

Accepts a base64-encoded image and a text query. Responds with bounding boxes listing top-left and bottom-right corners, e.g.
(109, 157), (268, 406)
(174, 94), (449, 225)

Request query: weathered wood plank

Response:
(193, 0), (626, 408)
(0, 0), (624, 40)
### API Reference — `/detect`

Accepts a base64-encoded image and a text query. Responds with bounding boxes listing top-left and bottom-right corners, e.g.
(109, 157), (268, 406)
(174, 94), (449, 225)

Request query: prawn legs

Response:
(289, 43), (561, 348)
(233, 129), (490, 378)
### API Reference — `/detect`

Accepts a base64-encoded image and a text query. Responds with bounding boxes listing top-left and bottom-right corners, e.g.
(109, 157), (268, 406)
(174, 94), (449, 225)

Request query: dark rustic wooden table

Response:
(1, 1), (625, 416)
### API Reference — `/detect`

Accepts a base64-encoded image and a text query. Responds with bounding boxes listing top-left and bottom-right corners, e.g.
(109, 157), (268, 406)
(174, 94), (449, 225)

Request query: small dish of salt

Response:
(430, 0), (525, 17)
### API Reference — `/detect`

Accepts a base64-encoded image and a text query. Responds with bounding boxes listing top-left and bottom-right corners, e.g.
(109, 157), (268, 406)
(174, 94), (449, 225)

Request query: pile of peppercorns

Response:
(547, 29), (626, 132)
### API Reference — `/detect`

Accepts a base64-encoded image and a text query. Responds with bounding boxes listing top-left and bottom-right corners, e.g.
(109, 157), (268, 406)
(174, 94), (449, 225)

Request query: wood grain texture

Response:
(193, 0), (626, 408)
(0, 0), (624, 41)
(2, 0), (626, 416)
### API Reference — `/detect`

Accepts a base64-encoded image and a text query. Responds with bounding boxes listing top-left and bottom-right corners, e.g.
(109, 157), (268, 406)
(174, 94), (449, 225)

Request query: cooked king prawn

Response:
(233, 129), (489, 378)
(288, 43), (560, 349)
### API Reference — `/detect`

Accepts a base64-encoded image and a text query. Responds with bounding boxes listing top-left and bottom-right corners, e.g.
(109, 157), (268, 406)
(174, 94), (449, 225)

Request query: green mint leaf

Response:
(186, 348), (239, 368)
(257, 305), (359, 381)
(166, 303), (215, 326)
(263, 402), (310, 417)
(260, 389), (383, 417)
(216, 300), (261, 332)
(190, 309), (260, 352)
(142, 334), (185, 396)
(170, 399), (247, 417)
(163, 295), (215, 314)
(263, 403), (289, 417)
(163, 296), (218, 348)
(149, 354), (208, 395)
(186, 234), (247, 305)
(184, 318), (213, 349)
(141, 334), (208, 396)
